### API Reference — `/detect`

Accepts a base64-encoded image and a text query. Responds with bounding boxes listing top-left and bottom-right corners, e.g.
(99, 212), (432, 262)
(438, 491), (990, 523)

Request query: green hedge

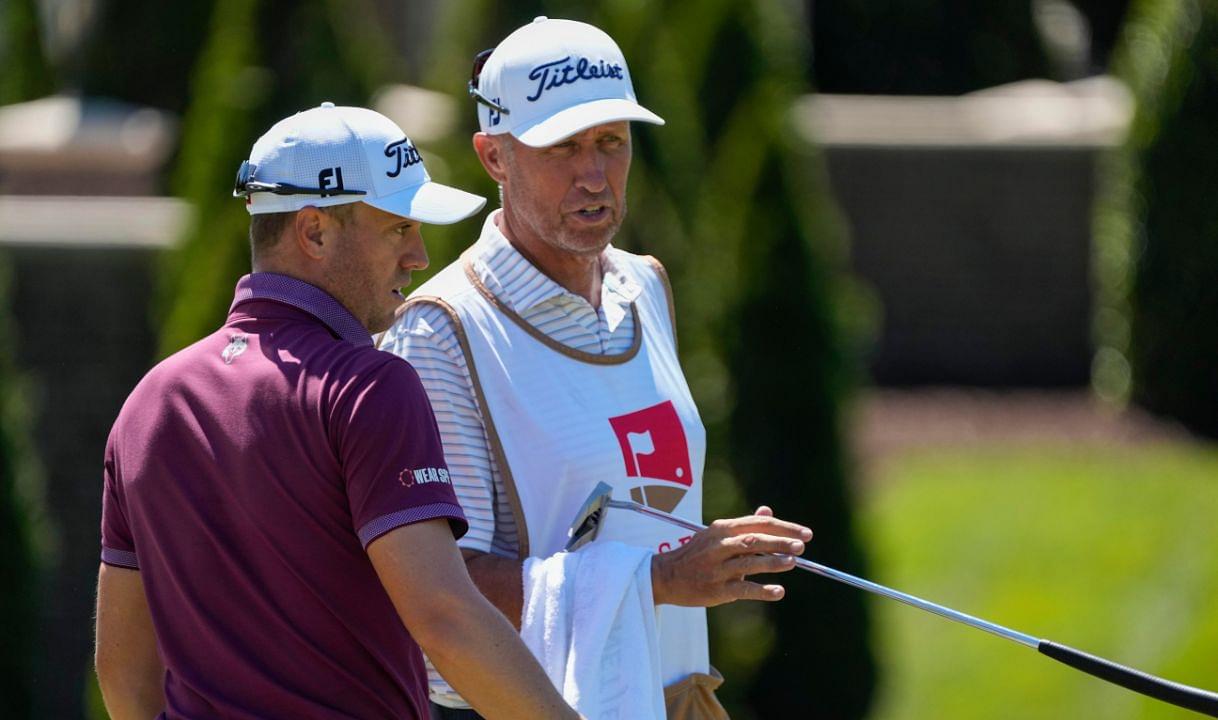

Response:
(0, 0), (53, 105)
(596, 5), (877, 714)
(0, 3), (51, 716)
(77, 0), (216, 115)
(0, 255), (44, 719)
(1094, 0), (1218, 436)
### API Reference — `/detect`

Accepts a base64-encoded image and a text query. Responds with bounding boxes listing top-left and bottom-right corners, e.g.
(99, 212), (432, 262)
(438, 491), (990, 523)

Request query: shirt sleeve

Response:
(333, 356), (468, 549)
(100, 435), (139, 569)
(381, 302), (517, 555)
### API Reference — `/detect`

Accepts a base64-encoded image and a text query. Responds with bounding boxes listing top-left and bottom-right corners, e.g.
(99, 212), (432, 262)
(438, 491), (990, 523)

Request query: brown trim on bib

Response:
(397, 296), (531, 558)
(462, 256), (642, 365)
(643, 254), (679, 352)
(665, 668), (730, 720)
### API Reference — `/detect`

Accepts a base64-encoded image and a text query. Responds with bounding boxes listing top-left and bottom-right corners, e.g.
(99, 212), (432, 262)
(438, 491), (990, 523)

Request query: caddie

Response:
(95, 103), (578, 720)
(381, 17), (813, 720)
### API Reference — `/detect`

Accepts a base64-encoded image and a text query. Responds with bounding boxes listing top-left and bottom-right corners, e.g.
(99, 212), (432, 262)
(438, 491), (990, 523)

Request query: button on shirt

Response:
(101, 272), (466, 719)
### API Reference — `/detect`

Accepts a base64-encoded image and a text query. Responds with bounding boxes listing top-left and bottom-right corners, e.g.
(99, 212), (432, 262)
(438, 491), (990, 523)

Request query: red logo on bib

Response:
(608, 401), (691, 512)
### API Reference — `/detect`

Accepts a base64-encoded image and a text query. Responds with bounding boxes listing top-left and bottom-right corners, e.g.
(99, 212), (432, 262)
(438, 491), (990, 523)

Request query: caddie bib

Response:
(408, 246), (709, 686)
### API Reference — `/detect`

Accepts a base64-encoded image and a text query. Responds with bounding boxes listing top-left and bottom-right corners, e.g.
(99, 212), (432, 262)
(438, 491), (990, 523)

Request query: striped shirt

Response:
(379, 211), (644, 706)
(382, 211), (642, 557)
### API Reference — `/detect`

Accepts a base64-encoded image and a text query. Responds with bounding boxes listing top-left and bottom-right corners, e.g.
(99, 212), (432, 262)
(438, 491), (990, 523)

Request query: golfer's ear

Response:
(473, 133), (508, 185)
(294, 207), (328, 260)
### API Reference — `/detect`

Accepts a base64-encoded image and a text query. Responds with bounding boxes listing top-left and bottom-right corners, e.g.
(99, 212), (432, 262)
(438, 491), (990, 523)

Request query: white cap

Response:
(473, 17), (664, 147)
(238, 102), (486, 223)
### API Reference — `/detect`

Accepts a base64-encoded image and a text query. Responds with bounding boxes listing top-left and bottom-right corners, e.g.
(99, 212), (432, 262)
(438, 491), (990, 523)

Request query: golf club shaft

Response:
(606, 499), (1037, 646)
(607, 498), (1218, 717)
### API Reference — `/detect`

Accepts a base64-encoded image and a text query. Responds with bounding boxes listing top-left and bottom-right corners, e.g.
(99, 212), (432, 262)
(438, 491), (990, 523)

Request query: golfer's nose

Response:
(401, 235), (429, 271)
(573, 150), (608, 194)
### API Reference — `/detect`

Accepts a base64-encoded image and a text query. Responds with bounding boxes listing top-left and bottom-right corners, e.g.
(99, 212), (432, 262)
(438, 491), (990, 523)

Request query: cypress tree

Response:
(1127, 1), (1218, 435)
(430, 2), (876, 715)
(1095, 0), (1218, 436)
(811, 0), (1052, 94)
(0, 0), (54, 104)
(76, 0), (216, 114)
(0, 3), (51, 715)
(0, 256), (44, 719)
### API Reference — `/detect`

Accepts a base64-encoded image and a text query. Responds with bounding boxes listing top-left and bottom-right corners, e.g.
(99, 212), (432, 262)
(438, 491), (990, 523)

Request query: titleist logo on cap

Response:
(526, 55), (625, 102)
(384, 137), (423, 178)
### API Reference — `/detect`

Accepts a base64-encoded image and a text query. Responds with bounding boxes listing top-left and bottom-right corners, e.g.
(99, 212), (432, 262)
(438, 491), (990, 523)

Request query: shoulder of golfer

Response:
(381, 300), (510, 556)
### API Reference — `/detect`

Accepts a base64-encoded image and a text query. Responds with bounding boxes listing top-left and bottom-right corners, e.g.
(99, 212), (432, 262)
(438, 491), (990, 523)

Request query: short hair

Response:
(248, 203), (356, 256)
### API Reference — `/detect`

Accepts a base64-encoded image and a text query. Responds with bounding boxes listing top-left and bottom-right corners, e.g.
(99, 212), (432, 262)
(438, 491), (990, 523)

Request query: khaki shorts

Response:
(666, 668), (730, 720)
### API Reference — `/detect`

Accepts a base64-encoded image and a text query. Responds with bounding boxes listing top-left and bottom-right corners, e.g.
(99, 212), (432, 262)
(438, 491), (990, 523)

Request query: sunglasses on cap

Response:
(468, 48), (510, 116)
(232, 161), (367, 198)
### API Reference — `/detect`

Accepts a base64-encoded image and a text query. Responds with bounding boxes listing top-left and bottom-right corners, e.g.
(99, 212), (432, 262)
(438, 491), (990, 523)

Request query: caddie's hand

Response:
(650, 506), (812, 607)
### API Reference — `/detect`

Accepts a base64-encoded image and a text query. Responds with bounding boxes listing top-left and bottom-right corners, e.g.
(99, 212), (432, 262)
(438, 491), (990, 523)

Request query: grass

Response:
(860, 443), (1218, 720)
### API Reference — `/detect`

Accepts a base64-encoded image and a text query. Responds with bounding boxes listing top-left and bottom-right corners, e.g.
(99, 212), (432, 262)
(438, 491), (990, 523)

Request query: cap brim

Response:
(364, 179), (487, 225)
(513, 98), (665, 147)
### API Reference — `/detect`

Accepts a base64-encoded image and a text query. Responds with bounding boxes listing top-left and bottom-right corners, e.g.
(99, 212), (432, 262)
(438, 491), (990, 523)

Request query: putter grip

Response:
(1038, 640), (1218, 717)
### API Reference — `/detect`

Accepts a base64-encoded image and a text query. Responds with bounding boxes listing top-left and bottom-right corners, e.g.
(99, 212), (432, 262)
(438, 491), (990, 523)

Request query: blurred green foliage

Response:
(864, 443), (1218, 719)
(0, 255), (47, 719)
(1094, 0), (1218, 436)
(76, 0), (215, 114)
(160, 1), (876, 715)
(0, 0), (53, 104)
(2, 6), (55, 720)
(158, 0), (398, 355)
(812, 0), (1051, 94)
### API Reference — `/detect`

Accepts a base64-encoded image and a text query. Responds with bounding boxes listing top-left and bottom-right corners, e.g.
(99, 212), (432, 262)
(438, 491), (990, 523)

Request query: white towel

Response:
(521, 541), (666, 720)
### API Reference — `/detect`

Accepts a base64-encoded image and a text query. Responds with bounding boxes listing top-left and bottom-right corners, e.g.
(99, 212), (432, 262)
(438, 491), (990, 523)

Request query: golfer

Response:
(95, 103), (578, 719)
(381, 18), (812, 720)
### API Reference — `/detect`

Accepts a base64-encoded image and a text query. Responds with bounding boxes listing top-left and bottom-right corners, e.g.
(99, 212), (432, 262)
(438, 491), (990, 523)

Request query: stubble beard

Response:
(506, 183), (628, 259)
(326, 226), (395, 334)
(556, 200), (627, 256)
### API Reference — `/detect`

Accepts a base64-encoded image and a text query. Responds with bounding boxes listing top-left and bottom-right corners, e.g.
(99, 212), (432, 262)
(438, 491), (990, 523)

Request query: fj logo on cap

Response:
(384, 138), (423, 178)
(317, 167), (346, 196)
(526, 55), (625, 102)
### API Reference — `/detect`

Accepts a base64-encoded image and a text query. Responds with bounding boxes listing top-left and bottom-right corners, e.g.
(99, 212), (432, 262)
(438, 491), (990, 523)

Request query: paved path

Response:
(852, 389), (1195, 469)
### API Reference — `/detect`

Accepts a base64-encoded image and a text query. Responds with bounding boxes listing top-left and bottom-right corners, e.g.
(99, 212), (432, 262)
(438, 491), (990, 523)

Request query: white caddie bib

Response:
(409, 245), (709, 686)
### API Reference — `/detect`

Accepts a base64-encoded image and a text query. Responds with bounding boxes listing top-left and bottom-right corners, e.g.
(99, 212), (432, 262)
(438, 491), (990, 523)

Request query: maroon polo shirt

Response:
(101, 272), (466, 719)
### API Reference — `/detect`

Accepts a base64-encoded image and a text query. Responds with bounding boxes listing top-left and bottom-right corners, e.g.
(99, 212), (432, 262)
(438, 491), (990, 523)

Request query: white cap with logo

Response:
(235, 102), (486, 223)
(471, 16), (665, 147)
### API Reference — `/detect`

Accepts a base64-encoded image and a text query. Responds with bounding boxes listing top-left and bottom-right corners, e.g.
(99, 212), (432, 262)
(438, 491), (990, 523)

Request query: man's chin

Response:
(556, 227), (619, 256)
(368, 308), (400, 335)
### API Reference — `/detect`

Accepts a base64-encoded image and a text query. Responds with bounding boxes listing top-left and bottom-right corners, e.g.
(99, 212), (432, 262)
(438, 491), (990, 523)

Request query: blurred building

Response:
(0, 95), (176, 195)
(0, 94), (184, 719)
(795, 77), (1132, 386)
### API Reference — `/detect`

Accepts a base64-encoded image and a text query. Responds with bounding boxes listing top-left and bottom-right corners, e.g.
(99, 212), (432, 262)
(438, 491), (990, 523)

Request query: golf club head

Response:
(564, 482), (614, 552)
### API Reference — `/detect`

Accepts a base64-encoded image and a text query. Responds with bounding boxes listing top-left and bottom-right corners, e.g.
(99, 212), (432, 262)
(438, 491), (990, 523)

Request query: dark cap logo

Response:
(385, 138), (423, 178)
(527, 55), (625, 103)
(318, 167), (346, 196)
